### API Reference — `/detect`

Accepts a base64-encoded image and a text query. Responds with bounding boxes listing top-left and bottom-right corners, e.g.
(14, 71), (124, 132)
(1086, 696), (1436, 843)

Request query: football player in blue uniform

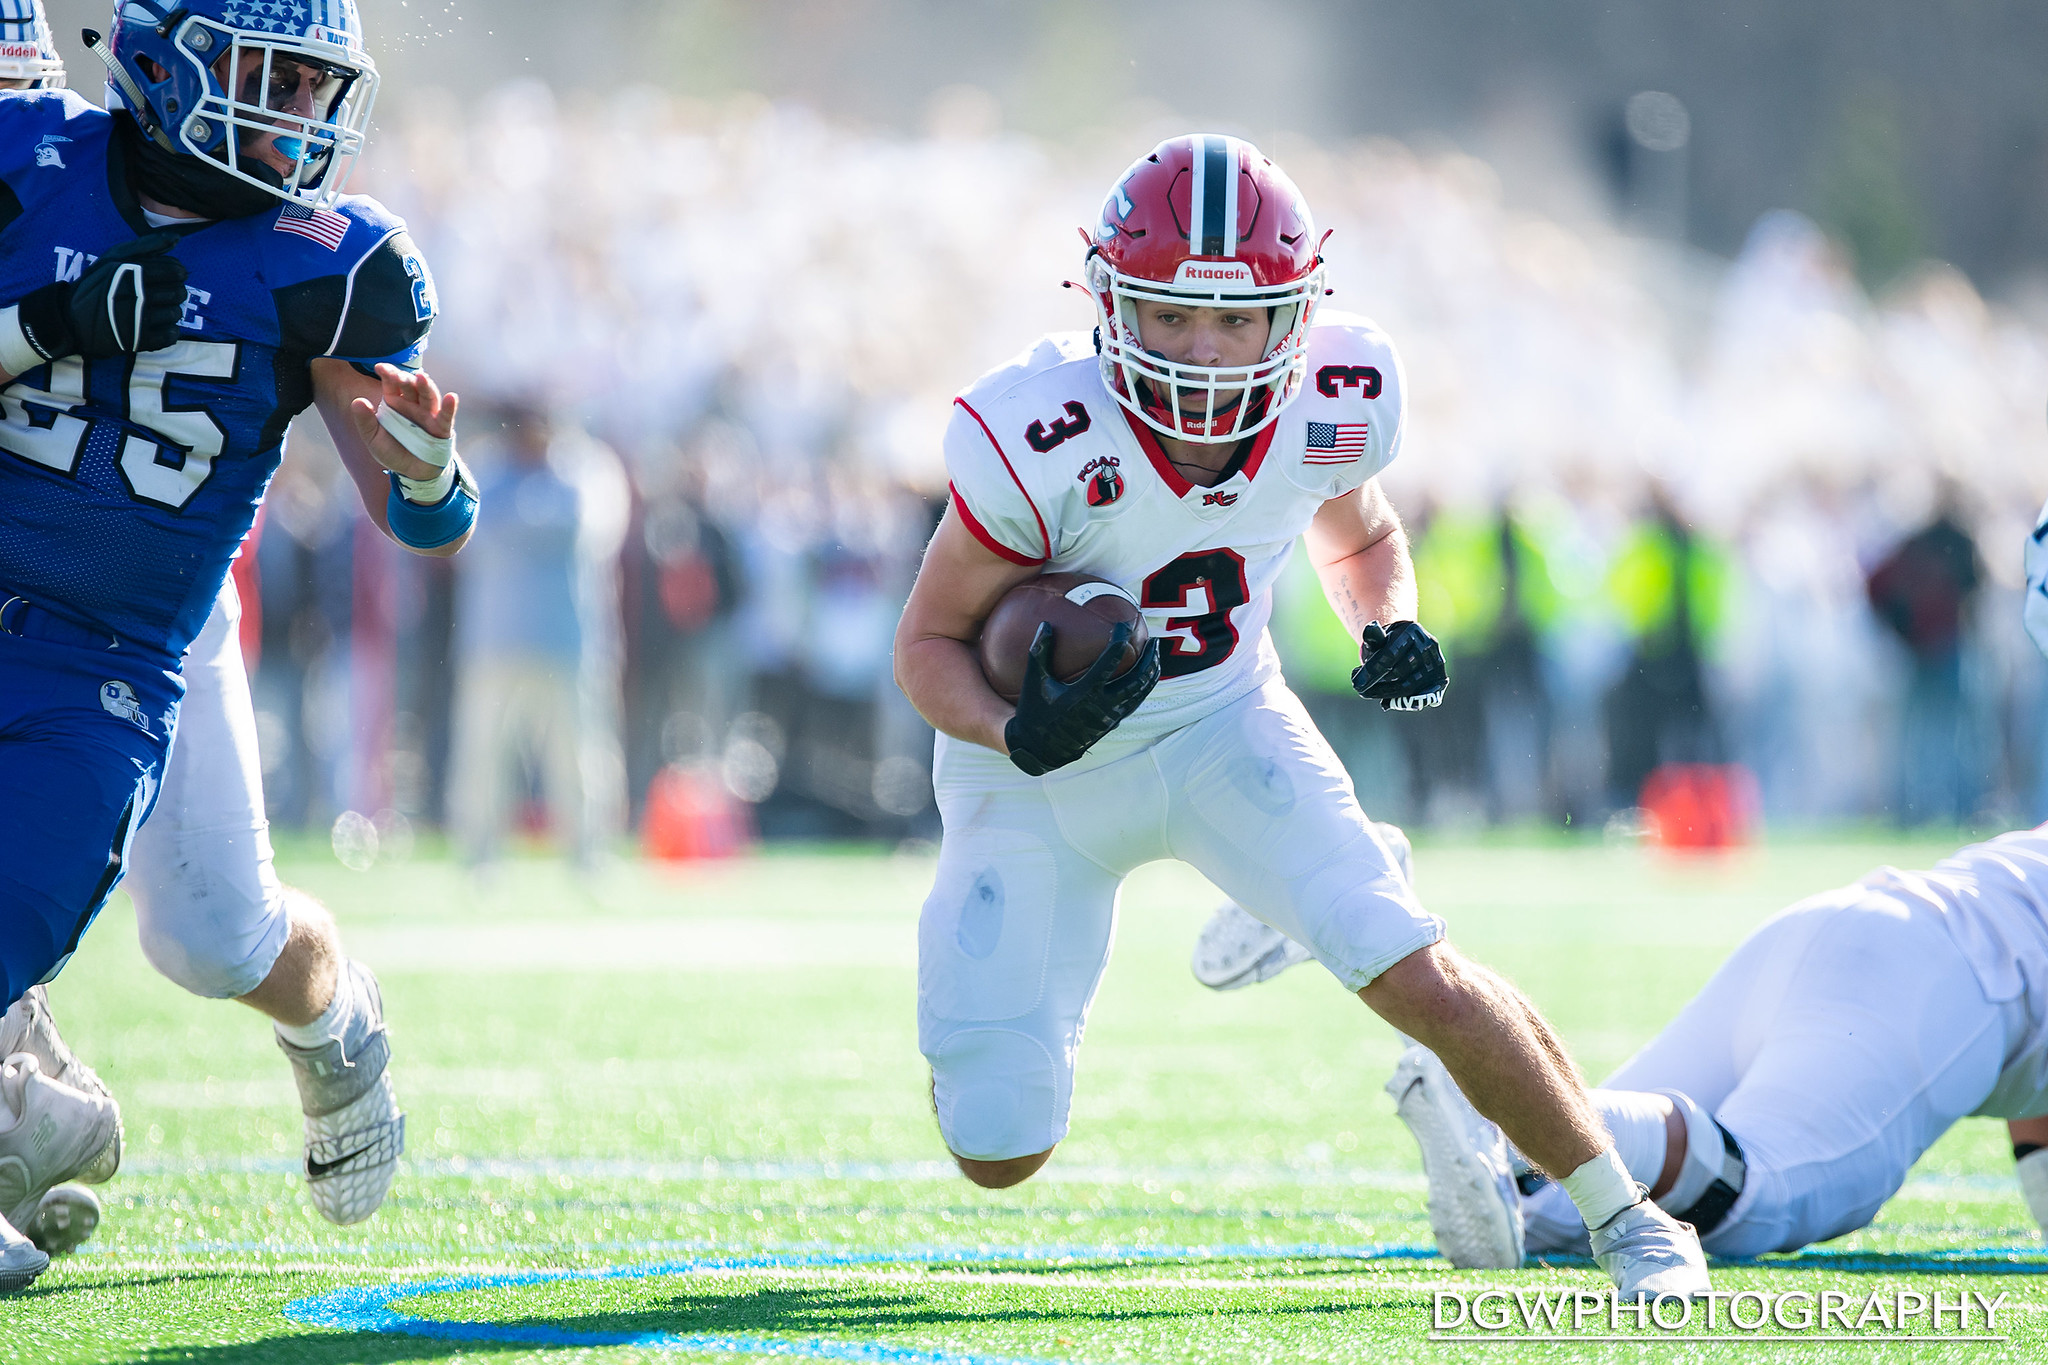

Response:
(0, 0), (474, 1288)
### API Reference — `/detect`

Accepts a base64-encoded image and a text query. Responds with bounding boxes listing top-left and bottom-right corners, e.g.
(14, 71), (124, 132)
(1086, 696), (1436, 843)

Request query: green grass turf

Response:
(5, 832), (2046, 1362)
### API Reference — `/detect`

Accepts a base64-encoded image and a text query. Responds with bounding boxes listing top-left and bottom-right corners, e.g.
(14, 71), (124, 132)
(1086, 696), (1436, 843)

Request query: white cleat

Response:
(24, 1185), (101, 1257)
(1192, 822), (1414, 991)
(1191, 902), (1314, 990)
(0, 1210), (48, 1294)
(0, 1054), (120, 1235)
(1590, 1196), (1711, 1300)
(277, 961), (404, 1226)
(0, 987), (119, 1183)
(1385, 1043), (1524, 1270)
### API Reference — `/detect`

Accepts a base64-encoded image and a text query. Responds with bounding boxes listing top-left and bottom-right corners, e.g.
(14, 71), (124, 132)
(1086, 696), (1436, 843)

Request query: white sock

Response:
(1558, 1146), (1640, 1230)
(1592, 1089), (1674, 1189)
(275, 962), (360, 1049)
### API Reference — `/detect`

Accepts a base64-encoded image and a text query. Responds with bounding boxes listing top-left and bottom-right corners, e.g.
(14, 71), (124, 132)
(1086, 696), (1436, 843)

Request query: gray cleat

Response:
(24, 1184), (101, 1256)
(276, 961), (404, 1225)
(1590, 1195), (1711, 1300)
(0, 1210), (48, 1294)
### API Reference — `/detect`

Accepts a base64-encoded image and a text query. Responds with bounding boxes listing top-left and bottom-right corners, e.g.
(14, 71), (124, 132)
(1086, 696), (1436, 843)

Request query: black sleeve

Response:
(270, 229), (435, 370)
(332, 229), (435, 366)
(0, 177), (22, 237)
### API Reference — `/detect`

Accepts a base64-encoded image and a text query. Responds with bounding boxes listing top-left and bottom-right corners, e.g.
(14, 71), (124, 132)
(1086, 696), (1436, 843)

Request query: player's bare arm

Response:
(312, 358), (471, 557)
(1306, 480), (1415, 633)
(893, 505), (1043, 754)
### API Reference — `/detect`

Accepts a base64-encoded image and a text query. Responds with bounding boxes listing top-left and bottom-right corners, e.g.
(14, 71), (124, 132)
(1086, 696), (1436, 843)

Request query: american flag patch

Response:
(274, 204), (350, 251)
(1305, 420), (1369, 463)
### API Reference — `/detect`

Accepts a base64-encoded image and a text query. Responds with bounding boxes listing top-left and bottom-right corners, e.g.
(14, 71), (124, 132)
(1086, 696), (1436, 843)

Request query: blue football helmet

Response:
(0, 0), (65, 88)
(98, 0), (378, 208)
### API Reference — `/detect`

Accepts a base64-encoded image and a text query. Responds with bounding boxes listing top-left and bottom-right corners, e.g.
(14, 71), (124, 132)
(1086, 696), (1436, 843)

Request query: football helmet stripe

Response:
(1221, 136), (1240, 257)
(1199, 135), (1229, 256)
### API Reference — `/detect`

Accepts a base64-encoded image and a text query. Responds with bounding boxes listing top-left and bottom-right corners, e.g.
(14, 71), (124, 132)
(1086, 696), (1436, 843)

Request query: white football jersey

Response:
(1857, 825), (2048, 1114)
(945, 311), (1405, 749)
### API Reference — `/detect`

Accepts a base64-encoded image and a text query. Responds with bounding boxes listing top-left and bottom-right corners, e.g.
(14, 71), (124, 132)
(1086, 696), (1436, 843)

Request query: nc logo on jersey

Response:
(34, 135), (70, 170)
(1078, 456), (1124, 507)
(100, 680), (148, 731)
(1201, 490), (1239, 507)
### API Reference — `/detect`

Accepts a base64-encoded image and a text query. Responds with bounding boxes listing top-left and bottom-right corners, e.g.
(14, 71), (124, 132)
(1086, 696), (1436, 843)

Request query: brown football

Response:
(977, 572), (1148, 704)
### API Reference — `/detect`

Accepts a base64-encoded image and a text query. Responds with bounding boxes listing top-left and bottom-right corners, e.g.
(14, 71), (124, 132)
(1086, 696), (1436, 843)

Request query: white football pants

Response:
(1526, 886), (2026, 1257)
(920, 677), (1441, 1162)
(126, 583), (292, 999)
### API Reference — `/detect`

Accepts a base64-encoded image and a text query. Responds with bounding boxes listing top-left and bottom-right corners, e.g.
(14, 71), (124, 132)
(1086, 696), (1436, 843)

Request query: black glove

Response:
(13, 232), (188, 362)
(1004, 621), (1162, 776)
(1350, 620), (1447, 711)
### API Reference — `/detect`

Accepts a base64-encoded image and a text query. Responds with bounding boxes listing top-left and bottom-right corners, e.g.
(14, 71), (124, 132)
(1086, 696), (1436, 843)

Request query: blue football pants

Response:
(0, 632), (179, 1009)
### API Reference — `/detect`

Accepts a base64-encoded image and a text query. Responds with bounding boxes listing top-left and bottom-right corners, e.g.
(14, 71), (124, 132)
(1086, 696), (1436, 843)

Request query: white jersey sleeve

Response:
(943, 334), (1099, 566)
(1277, 310), (1408, 502)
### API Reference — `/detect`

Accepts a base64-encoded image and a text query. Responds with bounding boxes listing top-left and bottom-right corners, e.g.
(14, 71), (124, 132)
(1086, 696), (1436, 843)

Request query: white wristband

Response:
(375, 400), (457, 504)
(2020, 1147), (2048, 1238)
(0, 305), (45, 378)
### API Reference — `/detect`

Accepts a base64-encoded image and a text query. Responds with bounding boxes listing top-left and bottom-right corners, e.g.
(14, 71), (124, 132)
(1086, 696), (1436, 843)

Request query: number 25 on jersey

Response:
(0, 340), (237, 510)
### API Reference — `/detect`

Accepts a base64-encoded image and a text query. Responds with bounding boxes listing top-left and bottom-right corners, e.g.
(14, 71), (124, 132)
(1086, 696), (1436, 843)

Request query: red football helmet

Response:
(1086, 134), (1325, 444)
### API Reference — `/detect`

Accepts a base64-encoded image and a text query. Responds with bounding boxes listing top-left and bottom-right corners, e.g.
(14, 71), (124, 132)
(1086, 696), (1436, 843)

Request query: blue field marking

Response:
(1529, 1246), (2048, 1276)
(282, 1241), (1440, 1361)
(1751, 1245), (2048, 1276)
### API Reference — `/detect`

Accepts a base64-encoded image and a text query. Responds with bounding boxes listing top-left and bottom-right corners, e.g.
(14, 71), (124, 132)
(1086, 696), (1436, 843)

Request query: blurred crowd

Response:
(245, 87), (2048, 855)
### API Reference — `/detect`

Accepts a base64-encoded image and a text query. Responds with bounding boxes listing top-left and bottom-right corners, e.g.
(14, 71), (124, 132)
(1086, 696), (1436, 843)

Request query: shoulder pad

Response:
(1281, 311), (1408, 495)
(271, 217), (437, 367)
(331, 226), (437, 366)
(956, 332), (1096, 407)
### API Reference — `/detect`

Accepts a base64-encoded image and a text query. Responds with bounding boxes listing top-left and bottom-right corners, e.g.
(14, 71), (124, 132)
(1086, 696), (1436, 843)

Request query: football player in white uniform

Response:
(0, 0), (422, 1268)
(893, 134), (1710, 1299)
(1439, 828), (2048, 1257)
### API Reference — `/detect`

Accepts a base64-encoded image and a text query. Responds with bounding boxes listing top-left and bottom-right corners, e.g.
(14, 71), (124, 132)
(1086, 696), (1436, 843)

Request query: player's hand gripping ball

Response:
(15, 232), (189, 361)
(1351, 620), (1448, 711)
(979, 573), (1161, 775)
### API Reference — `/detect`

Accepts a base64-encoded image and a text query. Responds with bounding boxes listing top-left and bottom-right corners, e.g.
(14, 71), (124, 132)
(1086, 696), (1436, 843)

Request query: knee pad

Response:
(1657, 1088), (1747, 1234)
(928, 1027), (1063, 1163)
(131, 829), (289, 999)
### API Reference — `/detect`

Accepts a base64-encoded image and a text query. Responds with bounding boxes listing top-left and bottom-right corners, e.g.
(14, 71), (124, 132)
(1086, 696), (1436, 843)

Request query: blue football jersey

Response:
(0, 91), (438, 662)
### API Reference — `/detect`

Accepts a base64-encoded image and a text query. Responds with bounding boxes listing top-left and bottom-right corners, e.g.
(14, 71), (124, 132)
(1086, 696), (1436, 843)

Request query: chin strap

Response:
(84, 28), (177, 154)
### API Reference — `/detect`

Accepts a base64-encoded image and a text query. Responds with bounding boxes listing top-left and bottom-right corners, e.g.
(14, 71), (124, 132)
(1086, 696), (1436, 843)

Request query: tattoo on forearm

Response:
(1335, 573), (1365, 629)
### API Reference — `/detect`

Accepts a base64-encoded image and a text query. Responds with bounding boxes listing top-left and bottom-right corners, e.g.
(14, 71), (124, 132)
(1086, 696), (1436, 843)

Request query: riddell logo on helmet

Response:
(1173, 260), (1255, 286)
(0, 42), (40, 58)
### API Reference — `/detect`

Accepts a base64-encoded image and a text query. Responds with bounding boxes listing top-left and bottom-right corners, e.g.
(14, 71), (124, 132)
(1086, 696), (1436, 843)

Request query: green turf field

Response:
(5, 833), (2045, 1363)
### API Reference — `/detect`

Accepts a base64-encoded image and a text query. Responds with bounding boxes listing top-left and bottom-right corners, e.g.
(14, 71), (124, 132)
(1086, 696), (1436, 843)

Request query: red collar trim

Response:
(1118, 407), (1278, 499)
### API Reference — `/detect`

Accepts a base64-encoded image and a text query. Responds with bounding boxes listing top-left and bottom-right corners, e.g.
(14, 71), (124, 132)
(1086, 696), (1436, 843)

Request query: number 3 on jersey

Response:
(0, 339), (238, 510)
(1142, 549), (1249, 679)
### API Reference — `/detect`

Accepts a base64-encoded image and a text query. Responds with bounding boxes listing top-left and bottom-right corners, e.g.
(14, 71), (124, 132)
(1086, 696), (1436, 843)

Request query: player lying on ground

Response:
(0, 0), (475, 1289)
(1509, 826), (2048, 1257)
(1246, 828), (2048, 1259)
(892, 133), (1709, 1300)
